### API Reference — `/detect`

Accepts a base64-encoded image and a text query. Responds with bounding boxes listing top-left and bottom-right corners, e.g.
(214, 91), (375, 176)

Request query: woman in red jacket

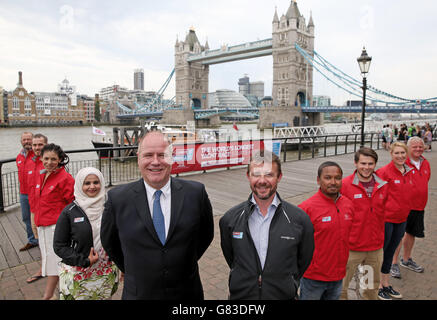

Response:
(375, 142), (414, 300)
(34, 143), (74, 300)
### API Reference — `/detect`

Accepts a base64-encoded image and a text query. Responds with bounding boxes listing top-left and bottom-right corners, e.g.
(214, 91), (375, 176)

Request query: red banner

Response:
(171, 140), (264, 174)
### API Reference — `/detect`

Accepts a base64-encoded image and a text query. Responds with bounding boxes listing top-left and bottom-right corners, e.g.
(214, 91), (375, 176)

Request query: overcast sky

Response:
(1, 0), (436, 104)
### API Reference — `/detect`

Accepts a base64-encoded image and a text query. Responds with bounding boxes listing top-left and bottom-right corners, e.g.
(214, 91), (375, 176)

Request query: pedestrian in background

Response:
(54, 167), (119, 300)
(34, 143), (74, 300)
(298, 161), (354, 300)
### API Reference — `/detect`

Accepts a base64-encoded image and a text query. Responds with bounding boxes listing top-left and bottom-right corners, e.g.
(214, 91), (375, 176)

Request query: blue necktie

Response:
(153, 190), (166, 245)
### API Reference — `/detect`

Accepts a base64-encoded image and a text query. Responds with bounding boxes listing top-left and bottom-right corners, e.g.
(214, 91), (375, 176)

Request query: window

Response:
(13, 97), (19, 110)
(24, 97), (31, 110)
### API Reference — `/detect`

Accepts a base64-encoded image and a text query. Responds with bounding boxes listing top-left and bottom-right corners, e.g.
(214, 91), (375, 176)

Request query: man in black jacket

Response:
(219, 150), (314, 300)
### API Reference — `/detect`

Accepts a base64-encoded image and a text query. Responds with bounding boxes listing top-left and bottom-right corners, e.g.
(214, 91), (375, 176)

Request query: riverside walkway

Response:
(1, 146), (436, 300)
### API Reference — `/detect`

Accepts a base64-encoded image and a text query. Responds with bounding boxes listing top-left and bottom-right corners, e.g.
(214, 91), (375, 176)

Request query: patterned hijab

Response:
(74, 167), (106, 221)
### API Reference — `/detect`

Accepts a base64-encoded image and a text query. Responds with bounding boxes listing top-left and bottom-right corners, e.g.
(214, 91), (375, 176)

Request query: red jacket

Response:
(341, 172), (388, 251)
(298, 190), (354, 281)
(376, 162), (414, 223)
(16, 149), (34, 194)
(26, 156), (44, 213)
(406, 156), (431, 211)
(34, 167), (75, 227)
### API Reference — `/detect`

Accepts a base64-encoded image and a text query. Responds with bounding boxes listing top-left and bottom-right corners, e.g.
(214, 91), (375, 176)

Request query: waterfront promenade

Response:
(1, 146), (436, 300)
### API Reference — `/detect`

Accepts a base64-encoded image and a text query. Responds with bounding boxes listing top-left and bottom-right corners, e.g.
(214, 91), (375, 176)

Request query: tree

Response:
(94, 99), (101, 122)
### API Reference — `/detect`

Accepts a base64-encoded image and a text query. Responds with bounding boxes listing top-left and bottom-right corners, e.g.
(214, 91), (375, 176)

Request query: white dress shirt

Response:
(144, 179), (171, 238)
(248, 194), (280, 269)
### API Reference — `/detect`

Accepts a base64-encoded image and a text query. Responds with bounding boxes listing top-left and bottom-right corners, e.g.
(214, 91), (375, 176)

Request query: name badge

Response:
(28, 171), (32, 174)
(394, 180), (400, 184)
(322, 216), (331, 222)
(232, 232), (243, 239)
(36, 184), (40, 189)
(74, 217), (84, 223)
(354, 194), (363, 199)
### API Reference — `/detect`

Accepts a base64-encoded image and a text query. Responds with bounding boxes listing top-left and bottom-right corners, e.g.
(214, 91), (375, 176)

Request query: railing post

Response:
(324, 136), (327, 157)
(311, 137), (315, 158)
(354, 134), (358, 152)
(335, 136), (339, 155)
(283, 139), (287, 163)
(108, 154), (113, 187)
(298, 137), (302, 160)
(98, 151), (102, 172)
(370, 133), (374, 149)
(345, 134), (349, 154)
(0, 163), (4, 213)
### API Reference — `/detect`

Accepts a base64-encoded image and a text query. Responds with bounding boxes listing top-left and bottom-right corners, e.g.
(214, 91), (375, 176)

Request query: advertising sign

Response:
(171, 140), (265, 174)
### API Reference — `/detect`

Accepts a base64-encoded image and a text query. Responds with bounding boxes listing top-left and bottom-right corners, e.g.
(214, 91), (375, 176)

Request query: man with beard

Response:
(219, 150), (314, 300)
(298, 161), (354, 300)
(340, 147), (388, 300)
(16, 132), (38, 251)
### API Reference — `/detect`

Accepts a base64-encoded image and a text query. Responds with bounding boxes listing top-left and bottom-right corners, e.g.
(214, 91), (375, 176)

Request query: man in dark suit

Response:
(101, 130), (214, 300)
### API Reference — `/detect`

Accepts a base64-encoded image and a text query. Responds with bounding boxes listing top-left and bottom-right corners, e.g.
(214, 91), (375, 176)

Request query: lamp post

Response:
(357, 47), (372, 147)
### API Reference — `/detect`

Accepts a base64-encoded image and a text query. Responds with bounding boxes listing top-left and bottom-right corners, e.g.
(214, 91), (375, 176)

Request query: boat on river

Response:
(91, 122), (203, 158)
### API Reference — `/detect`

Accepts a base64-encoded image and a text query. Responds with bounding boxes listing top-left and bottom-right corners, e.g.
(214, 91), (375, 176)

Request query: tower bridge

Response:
(116, 0), (436, 127)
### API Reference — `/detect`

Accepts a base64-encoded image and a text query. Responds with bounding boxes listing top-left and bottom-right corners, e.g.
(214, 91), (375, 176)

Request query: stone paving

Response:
(1, 147), (436, 300)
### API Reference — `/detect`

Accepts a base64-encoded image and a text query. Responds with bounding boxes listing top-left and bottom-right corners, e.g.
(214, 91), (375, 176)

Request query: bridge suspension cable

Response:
(295, 43), (437, 107)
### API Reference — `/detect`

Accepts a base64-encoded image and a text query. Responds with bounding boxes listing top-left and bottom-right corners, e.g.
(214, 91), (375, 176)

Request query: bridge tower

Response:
(174, 27), (210, 109)
(260, 0), (321, 128)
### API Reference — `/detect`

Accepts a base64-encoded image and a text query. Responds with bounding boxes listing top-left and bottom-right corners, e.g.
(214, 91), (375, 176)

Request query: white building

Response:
(99, 85), (129, 101)
(208, 90), (252, 108)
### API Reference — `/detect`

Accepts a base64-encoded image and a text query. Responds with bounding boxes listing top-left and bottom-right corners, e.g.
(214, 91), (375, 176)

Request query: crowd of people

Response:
(15, 129), (432, 300)
(381, 122), (434, 152)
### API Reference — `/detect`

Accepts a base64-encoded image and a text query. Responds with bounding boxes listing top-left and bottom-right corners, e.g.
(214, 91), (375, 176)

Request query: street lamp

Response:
(357, 47), (372, 147)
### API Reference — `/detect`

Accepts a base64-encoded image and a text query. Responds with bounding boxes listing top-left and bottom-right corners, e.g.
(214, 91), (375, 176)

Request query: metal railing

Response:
(2, 131), (433, 212)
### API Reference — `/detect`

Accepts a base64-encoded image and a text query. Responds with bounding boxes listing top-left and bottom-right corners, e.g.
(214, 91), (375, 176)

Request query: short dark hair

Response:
(354, 147), (378, 163)
(33, 133), (48, 144)
(247, 150), (282, 177)
(41, 143), (69, 167)
(317, 161), (343, 177)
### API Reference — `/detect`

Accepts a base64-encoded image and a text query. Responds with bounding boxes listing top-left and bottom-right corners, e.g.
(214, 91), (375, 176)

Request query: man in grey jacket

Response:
(219, 150), (314, 300)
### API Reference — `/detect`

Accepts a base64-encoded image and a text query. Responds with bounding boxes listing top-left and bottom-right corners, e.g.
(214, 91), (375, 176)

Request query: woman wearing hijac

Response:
(34, 143), (75, 300)
(54, 167), (119, 300)
(376, 142), (414, 300)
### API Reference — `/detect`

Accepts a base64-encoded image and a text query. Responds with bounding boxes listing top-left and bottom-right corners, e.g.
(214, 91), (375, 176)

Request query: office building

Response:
(134, 68), (144, 90)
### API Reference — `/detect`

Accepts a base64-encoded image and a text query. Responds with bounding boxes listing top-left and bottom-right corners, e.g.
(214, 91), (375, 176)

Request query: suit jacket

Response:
(101, 177), (214, 300)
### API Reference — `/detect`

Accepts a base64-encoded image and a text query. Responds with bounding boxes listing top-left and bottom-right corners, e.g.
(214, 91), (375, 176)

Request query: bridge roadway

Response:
(116, 104), (437, 119)
(0, 145), (436, 300)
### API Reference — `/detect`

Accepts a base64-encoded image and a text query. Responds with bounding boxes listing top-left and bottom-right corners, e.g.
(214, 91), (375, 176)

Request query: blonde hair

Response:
(390, 141), (407, 153)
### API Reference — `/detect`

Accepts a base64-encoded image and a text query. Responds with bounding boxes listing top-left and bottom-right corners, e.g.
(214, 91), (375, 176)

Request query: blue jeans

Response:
(299, 277), (343, 300)
(19, 194), (38, 245)
(381, 221), (406, 274)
